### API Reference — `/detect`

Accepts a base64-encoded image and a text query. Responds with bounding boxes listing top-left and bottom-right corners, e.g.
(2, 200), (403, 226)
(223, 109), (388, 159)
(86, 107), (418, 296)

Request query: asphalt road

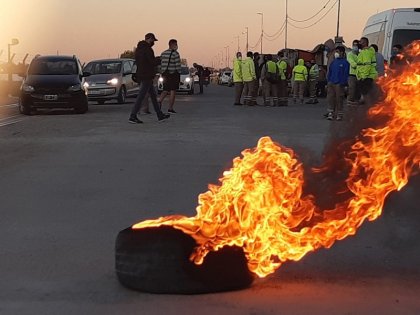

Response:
(0, 85), (419, 315)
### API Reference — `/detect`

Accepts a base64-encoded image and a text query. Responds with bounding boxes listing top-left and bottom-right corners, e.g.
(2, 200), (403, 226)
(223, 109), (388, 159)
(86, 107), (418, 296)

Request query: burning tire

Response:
(115, 226), (254, 294)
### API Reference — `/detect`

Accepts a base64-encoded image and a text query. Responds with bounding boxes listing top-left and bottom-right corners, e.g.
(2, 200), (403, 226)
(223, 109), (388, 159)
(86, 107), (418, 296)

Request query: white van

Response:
(362, 8), (420, 61)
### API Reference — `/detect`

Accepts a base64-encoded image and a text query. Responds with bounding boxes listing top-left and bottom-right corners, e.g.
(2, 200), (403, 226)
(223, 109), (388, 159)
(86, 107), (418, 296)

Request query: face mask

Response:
(391, 50), (398, 57)
(352, 46), (359, 52)
(237, 56), (242, 60)
(173, 46), (178, 51)
(150, 42), (155, 47)
(334, 52), (340, 59)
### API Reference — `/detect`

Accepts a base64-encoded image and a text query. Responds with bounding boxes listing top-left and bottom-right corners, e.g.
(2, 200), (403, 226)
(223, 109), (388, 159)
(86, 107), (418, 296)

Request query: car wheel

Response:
(75, 101), (88, 114)
(118, 86), (126, 104)
(19, 100), (32, 115)
(115, 226), (255, 294)
(97, 100), (105, 105)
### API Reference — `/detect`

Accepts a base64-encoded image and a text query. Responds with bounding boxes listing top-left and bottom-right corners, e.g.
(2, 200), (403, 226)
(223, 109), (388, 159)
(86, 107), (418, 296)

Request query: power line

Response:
(288, 0), (338, 30)
(288, 0), (332, 23)
(263, 20), (286, 37)
(249, 37), (262, 50)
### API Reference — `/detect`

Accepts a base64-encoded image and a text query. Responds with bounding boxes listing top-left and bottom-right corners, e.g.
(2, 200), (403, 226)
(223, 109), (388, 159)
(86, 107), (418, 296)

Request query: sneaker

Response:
(158, 113), (170, 122)
(326, 112), (334, 120)
(129, 117), (143, 124)
(168, 109), (177, 114)
(336, 115), (343, 121)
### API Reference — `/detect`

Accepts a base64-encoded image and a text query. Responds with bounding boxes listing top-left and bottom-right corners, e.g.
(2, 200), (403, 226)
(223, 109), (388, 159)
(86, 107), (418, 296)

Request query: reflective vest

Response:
(242, 57), (256, 82)
(277, 60), (288, 80)
(347, 51), (358, 76)
(266, 60), (278, 73)
(233, 58), (243, 83)
(292, 59), (308, 82)
(309, 64), (319, 81)
(356, 47), (377, 80)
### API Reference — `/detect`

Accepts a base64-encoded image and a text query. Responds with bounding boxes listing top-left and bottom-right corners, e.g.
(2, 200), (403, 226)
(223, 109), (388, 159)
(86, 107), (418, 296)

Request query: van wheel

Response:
(118, 87), (126, 104)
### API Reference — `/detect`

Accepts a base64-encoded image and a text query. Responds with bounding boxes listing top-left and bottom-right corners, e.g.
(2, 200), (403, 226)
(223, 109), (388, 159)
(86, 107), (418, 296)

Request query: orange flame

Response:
(133, 42), (420, 278)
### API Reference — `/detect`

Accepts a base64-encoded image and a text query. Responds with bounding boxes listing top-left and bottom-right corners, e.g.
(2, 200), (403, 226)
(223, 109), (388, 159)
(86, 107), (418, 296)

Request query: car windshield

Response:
(28, 60), (78, 75)
(392, 29), (420, 48)
(84, 61), (122, 74)
(224, 72), (231, 76)
(180, 67), (190, 75)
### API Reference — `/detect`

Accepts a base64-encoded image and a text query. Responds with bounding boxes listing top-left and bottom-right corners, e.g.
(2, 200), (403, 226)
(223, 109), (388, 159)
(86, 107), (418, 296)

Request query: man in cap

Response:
(129, 33), (170, 123)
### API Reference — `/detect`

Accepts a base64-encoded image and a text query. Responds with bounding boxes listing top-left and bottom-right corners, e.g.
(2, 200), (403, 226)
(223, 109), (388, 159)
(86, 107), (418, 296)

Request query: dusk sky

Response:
(1, 0), (419, 66)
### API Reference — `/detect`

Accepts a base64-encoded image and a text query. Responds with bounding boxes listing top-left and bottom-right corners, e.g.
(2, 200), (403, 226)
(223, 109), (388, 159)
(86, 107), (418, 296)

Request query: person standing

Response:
(326, 46), (350, 121)
(347, 39), (360, 106)
(356, 37), (377, 104)
(370, 44), (385, 77)
(242, 51), (257, 106)
(390, 44), (404, 68)
(159, 39), (181, 114)
(233, 52), (244, 105)
(193, 63), (204, 94)
(277, 51), (289, 106)
(261, 54), (279, 106)
(306, 59), (319, 104)
(253, 52), (261, 104)
(291, 59), (308, 104)
(129, 33), (170, 124)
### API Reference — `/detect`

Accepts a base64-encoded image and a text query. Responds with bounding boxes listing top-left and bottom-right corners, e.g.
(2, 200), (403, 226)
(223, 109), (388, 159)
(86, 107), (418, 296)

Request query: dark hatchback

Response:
(19, 55), (90, 115)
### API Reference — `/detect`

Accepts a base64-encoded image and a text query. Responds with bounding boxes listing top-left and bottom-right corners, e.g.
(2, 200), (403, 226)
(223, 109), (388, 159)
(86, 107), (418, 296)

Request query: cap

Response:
(145, 33), (158, 41)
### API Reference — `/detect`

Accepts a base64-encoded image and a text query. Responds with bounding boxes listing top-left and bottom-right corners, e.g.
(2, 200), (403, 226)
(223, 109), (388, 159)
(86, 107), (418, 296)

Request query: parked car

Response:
(157, 66), (194, 95)
(83, 58), (138, 104)
(218, 71), (232, 85)
(19, 55), (89, 115)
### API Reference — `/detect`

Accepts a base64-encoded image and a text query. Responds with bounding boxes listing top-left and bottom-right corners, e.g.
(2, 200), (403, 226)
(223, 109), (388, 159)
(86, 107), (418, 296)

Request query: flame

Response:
(133, 42), (420, 278)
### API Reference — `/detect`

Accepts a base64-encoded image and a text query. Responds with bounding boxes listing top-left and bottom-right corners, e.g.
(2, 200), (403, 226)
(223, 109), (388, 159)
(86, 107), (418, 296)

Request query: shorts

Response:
(358, 78), (373, 96)
(162, 72), (180, 91)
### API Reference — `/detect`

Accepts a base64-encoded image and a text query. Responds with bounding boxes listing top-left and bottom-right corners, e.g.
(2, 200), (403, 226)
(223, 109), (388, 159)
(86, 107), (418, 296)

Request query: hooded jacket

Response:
(356, 46), (377, 80)
(135, 40), (158, 80)
(233, 58), (243, 83)
(242, 57), (256, 82)
(292, 59), (308, 82)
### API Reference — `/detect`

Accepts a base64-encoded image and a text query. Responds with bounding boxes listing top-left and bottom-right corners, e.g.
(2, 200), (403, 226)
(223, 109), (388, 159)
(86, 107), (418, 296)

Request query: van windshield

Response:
(392, 29), (420, 48)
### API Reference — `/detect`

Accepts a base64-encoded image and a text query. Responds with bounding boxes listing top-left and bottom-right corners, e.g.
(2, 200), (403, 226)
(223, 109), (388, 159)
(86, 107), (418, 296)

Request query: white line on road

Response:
(0, 118), (25, 127)
(0, 103), (19, 108)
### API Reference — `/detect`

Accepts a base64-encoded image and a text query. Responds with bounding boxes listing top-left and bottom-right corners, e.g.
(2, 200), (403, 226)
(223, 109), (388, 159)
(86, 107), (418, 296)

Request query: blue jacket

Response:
(327, 57), (350, 85)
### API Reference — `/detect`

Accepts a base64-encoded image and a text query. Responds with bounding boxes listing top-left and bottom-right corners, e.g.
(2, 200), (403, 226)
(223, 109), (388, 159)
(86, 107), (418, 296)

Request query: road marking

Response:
(0, 117), (26, 127)
(0, 103), (18, 108)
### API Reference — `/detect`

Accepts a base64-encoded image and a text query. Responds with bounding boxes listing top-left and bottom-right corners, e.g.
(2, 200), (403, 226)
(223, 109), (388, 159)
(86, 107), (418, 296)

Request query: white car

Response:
(158, 66), (194, 95)
(218, 71), (232, 86)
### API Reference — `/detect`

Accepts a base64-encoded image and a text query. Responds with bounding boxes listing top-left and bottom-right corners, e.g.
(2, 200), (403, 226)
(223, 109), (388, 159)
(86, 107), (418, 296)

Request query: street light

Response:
(257, 12), (263, 54)
(243, 27), (249, 53)
(8, 38), (19, 82)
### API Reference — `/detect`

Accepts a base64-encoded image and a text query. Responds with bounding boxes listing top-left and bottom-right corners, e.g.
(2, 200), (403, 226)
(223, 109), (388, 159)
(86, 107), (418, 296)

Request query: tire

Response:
(118, 86), (126, 104)
(97, 100), (105, 105)
(75, 101), (88, 114)
(19, 101), (32, 115)
(115, 226), (254, 294)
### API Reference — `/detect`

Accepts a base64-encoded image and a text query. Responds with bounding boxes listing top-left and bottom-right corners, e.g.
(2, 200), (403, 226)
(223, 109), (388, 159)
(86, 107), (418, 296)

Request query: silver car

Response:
(83, 58), (138, 104)
(157, 66), (194, 95)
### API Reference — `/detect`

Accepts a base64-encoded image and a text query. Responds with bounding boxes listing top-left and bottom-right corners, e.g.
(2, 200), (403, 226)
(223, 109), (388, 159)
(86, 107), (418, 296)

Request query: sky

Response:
(1, 0), (419, 67)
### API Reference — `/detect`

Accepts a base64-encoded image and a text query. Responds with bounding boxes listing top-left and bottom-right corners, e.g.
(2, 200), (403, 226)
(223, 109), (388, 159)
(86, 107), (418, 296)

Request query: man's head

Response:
(310, 59), (316, 65)
(247, 51), (253, 58)
(392, 44), (403, 56)
(277, 51), (284, 58)
(236, 52), (242, 59)
(145, 33), (158, 46)
(370, 44), (379, 53)
(253, 52), (259, 60)
(168, 39), (178, 50)
(266, 54), (273, 61)
(359, 37), (369, 49)
(352, 39), (360, 51)
(193, 63), (198, 67)
(334, 45), (345, 58)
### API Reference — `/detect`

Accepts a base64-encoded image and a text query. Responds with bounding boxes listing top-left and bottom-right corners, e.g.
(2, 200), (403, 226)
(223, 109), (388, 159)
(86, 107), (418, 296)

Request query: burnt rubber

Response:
(115, 226), (254, 294)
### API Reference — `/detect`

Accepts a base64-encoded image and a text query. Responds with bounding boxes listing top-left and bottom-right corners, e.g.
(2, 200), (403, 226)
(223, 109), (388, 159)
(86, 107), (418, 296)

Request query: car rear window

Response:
(84, 62), (122, 74)
(29, 60), (78, 75)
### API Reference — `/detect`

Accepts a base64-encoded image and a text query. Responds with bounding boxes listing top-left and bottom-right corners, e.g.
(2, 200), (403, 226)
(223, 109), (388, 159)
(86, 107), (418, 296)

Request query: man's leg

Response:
(148, 83), (167, 120)
(243, 82), (250, 105)
(298, 81), (305, 104)
(130, 80), (151, 118)
(336, 84), (345, 120)
(272, 82), (279, 106)
(234, 83), (243, 104)
(168, 90), (176, 111)
(199, 77), (204, 94)
(263, 80), (270, 106)
(326, 83), (335, 120)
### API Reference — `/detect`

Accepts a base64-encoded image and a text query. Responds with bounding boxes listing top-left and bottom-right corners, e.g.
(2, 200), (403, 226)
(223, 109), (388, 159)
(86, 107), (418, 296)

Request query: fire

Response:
(133, 42), (420, 278)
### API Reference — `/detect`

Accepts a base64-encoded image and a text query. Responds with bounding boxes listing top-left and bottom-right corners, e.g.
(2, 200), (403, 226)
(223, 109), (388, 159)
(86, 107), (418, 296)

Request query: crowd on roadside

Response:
(231, 37), (405, 121)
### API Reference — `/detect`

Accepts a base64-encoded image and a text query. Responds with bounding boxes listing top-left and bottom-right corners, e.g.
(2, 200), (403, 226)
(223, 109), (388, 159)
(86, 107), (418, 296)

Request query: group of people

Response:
(232, 36), (405, 122)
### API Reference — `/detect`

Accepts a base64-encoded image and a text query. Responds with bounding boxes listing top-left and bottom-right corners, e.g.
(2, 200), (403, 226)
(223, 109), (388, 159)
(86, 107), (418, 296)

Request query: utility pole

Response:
(285, 0), (288, 49)
(243, 27), (249, 52)
(336, 0), (341, 38)
(257, 13), (264, 54)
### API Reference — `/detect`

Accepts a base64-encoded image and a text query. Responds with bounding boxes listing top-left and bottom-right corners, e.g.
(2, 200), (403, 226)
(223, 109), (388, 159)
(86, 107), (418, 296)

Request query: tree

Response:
(120, 49), (135, 59)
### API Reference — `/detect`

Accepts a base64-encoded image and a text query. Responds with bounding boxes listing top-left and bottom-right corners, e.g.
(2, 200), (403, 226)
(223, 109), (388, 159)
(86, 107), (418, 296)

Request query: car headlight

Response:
(185, 77), (191, 83)
(158, 77), (164, 83)
(83, 82), (90, 89)
(68, 84), (82, 92)
(107, 78), (119, 85)
(22, 84), (35, 92)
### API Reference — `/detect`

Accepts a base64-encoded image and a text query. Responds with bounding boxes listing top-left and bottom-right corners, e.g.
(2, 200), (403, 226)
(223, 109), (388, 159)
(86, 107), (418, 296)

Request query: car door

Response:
(122, 61), (134, 95)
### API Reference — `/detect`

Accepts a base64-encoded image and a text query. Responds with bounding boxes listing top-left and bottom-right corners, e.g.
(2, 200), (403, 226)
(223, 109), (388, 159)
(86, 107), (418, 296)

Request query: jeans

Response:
(130, 79), (162, 118)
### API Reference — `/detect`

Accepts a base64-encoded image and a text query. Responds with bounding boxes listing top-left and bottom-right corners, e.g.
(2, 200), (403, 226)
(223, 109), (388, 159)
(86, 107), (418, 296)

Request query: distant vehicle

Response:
(19, 55), (90, 115)
(157, 66), (194, 95)
(83, 58), (138, 104)
(218, 71), (232, 85)
(362, 8), (420, 61)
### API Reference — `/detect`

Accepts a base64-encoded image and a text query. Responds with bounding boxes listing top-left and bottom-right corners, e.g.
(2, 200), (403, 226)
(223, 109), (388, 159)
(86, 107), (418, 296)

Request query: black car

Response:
(19, 55), (90, 115)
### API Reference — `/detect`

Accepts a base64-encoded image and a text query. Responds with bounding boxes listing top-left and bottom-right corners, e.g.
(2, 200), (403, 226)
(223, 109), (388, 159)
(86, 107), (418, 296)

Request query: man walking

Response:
(306, 60), (319, 104)
(242, 51), (257, 106)
(292, 59), (308, 104)
(347, 39), (360, 106)
(261, 54), (279, 106)
(129, 33), (170, 123)
(277, 51), (289, 106)
(233, 52), (244, 105)
(159, 39), (181, 114)
(193, 63), (204, 94)
(326, 46), (349, 121)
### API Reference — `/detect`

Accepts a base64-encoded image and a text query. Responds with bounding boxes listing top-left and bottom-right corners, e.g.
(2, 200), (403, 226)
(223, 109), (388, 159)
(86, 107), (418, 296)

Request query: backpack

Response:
(265, 63), (279, 84)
